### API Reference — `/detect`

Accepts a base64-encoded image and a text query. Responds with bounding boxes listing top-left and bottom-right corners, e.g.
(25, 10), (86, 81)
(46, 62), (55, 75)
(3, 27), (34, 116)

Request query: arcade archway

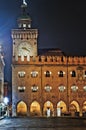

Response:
(82, 101), (86, 113)
(17, 101), (27, 116)
(43, 101), (54, 117)
(57, 101), (67, 116)
(30, 101), (41, 116)
(69, 101), (80, 116)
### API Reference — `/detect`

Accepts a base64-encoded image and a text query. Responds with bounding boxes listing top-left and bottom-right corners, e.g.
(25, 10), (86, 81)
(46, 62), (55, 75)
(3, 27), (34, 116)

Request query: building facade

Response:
(0, 45), (5, 116)
(12, 2), (86, 117)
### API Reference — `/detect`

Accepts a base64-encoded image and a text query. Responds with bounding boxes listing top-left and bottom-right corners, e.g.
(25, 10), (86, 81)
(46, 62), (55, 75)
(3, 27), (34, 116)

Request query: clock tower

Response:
(12, 1), (38, 116)
(12, 2), (38, 61)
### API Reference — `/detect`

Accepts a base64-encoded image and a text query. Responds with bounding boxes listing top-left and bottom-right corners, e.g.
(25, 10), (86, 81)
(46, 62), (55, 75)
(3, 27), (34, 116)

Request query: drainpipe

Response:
(67, 56), (69, 112)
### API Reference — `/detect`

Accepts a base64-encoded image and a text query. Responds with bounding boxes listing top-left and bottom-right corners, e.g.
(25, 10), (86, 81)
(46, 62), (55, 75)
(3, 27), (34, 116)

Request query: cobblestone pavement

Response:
(0, 117), (86, 130)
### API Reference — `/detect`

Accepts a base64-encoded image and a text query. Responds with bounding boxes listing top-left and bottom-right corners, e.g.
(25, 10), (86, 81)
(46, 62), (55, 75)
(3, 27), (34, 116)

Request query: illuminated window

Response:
(70, 71), (76, 77)
(58, 85), (66, 92)
(18, 71), (26, 78)
(58, 71), (65, 77)
(83, 86), (86, 91)
(31, 71), (38, 77)
(44, 84), (52, 92)
(71, 85), (78, 92)
(18, 86), (26, 92)
(44, 71), (51, 77)
(23, 23), (26, 28)
(28, 24), (31, 28)
(31, 85), (38, 92)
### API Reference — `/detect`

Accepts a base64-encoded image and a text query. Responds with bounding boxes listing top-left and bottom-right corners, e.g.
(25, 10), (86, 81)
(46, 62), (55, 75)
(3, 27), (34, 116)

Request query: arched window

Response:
(31, 84), (38, 92)
(31, 71), (38, 77)
(45, 71), (51, 77)
(18, 86), (26, 92)
(44, 84), (52, 92)
(83, 86), (86, 91)
(58, 85), (66, 92)
(58, 71), (64, 77)
(70, 70), (76, 77)
(18, 71), (26, 78)
(84, 71), (86, 78)
(71, 85), (78, 92)
(85, 71), (86, 75)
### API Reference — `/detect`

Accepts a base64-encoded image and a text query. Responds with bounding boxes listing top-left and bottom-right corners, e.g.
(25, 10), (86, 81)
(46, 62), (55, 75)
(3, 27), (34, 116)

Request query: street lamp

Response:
(4, 97), (9, 105)
(4, 97), (9, 116)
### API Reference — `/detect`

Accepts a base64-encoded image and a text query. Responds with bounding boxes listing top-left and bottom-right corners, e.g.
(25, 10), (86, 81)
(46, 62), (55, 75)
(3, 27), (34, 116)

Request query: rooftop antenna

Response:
(23, 0), (27, 5)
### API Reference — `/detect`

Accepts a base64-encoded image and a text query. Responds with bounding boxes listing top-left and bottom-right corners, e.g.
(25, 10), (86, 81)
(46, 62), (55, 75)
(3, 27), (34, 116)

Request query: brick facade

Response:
(12, 2), (86, 117)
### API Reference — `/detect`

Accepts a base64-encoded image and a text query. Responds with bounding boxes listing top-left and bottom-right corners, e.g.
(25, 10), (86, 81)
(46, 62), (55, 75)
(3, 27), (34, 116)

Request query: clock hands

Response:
(22, 47), (30, 52)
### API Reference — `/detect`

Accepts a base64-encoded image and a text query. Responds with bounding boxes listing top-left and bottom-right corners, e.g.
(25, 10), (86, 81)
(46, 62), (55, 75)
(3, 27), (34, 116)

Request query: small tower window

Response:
(23, 23), (26, 28)
(28, 24), (31, 28)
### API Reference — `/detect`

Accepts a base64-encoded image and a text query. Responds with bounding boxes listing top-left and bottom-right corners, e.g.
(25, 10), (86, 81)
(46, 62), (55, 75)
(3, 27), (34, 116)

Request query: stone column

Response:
(53, 104), (57, 117)
(12, 102), (17, 117)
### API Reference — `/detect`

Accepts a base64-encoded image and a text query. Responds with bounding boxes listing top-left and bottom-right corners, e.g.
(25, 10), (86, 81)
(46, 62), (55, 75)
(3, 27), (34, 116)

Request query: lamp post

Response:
(4, 97), (9, 117)
(0, 103), (5, 118)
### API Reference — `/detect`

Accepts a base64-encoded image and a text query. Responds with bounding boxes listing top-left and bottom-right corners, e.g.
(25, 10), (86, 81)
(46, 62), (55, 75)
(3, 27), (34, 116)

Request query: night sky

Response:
(0, 0), (86, 83)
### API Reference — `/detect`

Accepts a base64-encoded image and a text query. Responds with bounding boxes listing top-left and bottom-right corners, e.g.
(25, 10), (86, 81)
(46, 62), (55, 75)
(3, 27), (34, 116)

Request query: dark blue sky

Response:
(0, 0), (86, 83)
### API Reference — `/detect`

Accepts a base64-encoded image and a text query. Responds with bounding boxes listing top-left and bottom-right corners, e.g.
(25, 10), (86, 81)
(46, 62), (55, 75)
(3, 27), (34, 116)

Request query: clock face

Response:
(18, 42), (32, 56)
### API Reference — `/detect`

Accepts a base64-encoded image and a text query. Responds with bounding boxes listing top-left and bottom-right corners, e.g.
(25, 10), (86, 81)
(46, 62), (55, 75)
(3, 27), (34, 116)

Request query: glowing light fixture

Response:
(4, 97), (9, 105)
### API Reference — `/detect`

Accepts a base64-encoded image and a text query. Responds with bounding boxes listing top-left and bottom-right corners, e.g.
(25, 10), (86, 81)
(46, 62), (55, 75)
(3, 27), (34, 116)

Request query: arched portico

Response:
(57, 101), (67, 116)
(17, 101), (27, 116)
(30, 101), (41, 116)
(43, 101), (54, 117)
(82, 101), (86, 112)
(69, 101), (80, 116)
(82, 101), (86, 117)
